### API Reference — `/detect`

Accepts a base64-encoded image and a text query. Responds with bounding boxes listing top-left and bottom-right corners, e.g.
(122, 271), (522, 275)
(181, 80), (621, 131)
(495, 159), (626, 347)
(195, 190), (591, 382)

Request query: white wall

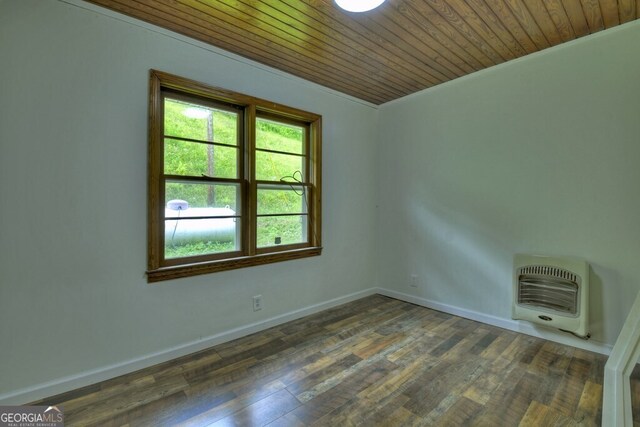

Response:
(0, 0), (378, 400)
(377, 21), (640, 348)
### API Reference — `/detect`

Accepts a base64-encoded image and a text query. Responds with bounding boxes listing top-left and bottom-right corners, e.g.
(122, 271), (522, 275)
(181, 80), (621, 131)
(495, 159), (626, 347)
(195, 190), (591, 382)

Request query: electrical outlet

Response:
(410, 274), (418, 288)
(253, 295), (262, 311)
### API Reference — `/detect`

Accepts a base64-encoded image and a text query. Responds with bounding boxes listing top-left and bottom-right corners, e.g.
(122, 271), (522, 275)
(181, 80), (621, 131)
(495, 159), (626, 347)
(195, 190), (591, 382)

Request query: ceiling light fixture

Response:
(334, 0), (386, 13)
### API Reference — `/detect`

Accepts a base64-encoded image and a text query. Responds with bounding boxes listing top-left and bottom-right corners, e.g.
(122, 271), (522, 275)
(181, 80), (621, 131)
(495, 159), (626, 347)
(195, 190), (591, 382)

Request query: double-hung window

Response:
(147, 71), (322, 282)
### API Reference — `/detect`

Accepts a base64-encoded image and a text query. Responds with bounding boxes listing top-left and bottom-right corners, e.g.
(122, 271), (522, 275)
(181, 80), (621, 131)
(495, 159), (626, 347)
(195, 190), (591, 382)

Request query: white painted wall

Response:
(377, 21), (640, 349)
(0, 0), (378, 400)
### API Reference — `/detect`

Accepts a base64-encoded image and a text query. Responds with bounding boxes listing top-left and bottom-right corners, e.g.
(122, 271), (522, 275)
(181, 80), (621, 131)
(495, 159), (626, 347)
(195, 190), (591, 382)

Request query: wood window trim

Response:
(147, 70), (322, 283)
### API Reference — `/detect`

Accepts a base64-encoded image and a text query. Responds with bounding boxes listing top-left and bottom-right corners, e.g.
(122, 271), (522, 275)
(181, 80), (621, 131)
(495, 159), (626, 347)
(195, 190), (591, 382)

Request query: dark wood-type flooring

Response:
(33, 295), (640, 426)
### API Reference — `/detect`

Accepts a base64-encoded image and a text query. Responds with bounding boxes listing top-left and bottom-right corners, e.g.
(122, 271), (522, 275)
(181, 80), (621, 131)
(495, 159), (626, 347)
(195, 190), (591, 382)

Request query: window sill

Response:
(147, 246), (323, 283)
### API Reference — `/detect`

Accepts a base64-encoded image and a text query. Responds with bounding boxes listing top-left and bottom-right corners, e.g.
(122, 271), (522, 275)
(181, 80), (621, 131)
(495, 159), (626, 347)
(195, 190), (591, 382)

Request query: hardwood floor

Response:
(32, 295), (623, 426)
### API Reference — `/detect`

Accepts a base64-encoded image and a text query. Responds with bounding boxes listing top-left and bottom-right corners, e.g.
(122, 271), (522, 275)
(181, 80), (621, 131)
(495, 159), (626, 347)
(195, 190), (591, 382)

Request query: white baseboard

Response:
(376, 288), (612, 356)
(0, 288), (378, 405)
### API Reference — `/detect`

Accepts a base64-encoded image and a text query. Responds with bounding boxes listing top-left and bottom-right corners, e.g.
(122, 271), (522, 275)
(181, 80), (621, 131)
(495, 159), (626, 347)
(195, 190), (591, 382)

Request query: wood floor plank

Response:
(548, 354), (595, 417)
(31, 295), (618, 426)
(176, 380), (287, 426)
(264, 412), (306, 427)
(361, 353), (440, 403)
(385, 331), (442, 364)
(353, 332), (407, 359)
(434, 396), (484, 426)
(296, 334), (415, 403)
(565, 354), (593, 382)
(64, 374), (189, 426)
(384, 406), (423, 426)
(286, 358), (395, 424)
(469, 330), (499, 355)
(214, 328), (286, 359)
(548, 376), (586, 418)
(473, 363), (530, 425)
(463, 355), (519, 405)
(479, 328), (518, 359)
(404, 358), (487, 419)
(88, 390), (207, 427)
(286, 353), (362, 398)
(319, 355), (440, 425)
(52, 375), (157, 414)
(499, 333), (543, 364)
(527, 340), (574, 376)
(519, 400), (579, 426)
(182, 356), (259, 387)
(207, 389), (301, 427)
(575, 380), (602, 425)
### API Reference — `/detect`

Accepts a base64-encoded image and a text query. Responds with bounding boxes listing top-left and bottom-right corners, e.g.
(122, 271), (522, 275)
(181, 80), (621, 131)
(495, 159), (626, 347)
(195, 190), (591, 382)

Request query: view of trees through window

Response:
(163, 98), (308, 259)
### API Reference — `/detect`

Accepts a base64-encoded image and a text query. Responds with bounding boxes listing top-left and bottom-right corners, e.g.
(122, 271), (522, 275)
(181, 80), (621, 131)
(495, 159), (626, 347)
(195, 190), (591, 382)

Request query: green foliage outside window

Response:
(163, 99), (308, 258)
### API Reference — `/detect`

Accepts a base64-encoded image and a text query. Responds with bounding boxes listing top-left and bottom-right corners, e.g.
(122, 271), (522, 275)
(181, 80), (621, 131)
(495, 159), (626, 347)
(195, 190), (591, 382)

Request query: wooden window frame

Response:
(147, 70), (322, 282)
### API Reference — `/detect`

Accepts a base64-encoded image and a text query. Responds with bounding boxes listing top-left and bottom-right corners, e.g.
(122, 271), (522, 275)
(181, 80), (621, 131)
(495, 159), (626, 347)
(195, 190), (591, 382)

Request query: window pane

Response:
(257, 215), (307, 248)
(164, 98), (238, 145)
(164, 139), (237, 179)
(256, 118), (304, 154)
(165, 182), (240, 213)
(165, 218), (239, 259)
(256, 150), (304, 182)
(257, 186), (307, 215)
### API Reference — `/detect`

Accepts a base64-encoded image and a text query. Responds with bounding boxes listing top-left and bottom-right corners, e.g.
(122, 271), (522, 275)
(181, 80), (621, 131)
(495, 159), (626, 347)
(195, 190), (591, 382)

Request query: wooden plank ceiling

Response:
(85, 0), (639, 104)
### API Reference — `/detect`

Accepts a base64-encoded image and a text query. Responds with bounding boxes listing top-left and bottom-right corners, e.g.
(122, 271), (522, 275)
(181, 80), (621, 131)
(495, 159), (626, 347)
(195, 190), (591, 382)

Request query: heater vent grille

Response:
(517, 276), (578, 315)
(519, 265), (577, 283)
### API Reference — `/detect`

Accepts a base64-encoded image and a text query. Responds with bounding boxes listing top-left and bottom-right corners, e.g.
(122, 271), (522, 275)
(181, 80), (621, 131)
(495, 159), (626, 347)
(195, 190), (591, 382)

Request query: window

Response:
(147, 71), (322, 282)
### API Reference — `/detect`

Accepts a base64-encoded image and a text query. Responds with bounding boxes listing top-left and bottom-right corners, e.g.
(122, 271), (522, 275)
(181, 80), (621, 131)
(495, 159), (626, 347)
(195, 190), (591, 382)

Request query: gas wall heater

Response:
(513, 254), (590, 339)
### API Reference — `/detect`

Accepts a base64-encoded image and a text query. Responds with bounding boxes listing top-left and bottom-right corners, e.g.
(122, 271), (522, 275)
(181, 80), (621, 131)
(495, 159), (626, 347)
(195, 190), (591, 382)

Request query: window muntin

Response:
(148, 71), (322, 281)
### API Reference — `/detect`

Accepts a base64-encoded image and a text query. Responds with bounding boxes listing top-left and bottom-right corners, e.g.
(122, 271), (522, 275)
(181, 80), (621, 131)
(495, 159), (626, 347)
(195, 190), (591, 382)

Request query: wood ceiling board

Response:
(598, 0), (621, 26)
(309, 1), (446, 86)
(432, 0), (518, 61)
(502, 0), (552, 49)
(127, 1), (392, 102)
(211, 0), (408, 97)
(483, 0), (540, 53)
(579, 0), (606, 31)
(425, 0), (506, 63)
(358, 9), (467, 80)
(617, 0), (636, 23)
(84, 0), (640, 105)
(385, 2), (480, 73)
(560, 0), (592, 36)
(525, 0), (566, 44)
(183, 0), (402, 99)
(464, 0), (529, 56)
(258, 1), (420, 93)
(406, 0), (497, 68)
(272, 0), (427, 92)
(544, 0), (577, 42)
